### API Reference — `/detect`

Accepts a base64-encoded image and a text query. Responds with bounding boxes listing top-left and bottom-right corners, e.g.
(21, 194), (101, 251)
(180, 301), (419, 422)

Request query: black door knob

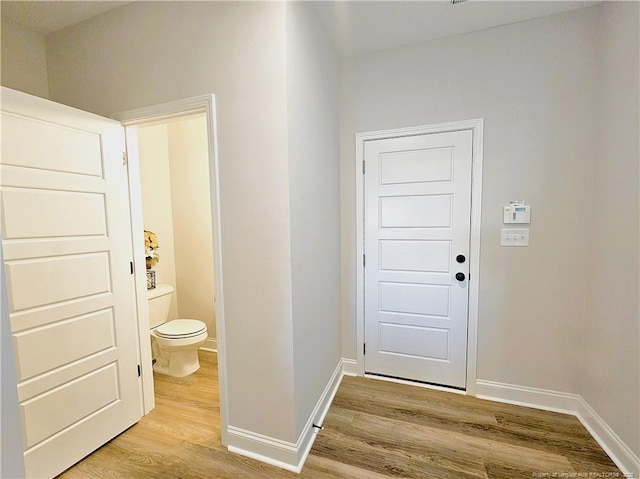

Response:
(455, 272), (466, 281)
(456, 254), (466, 263)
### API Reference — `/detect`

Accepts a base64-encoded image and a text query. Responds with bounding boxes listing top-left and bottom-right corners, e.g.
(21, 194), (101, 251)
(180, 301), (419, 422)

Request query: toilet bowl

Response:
(151, 319), (207, 377)
(148, 284), (208, 377)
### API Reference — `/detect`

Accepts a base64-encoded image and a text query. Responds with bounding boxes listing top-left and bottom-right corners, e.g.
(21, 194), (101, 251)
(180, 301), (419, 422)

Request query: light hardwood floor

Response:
(58, 351), (622, 479)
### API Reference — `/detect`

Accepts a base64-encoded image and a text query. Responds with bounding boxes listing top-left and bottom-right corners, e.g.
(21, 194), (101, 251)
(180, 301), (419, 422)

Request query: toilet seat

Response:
(154, 319), (207, 339)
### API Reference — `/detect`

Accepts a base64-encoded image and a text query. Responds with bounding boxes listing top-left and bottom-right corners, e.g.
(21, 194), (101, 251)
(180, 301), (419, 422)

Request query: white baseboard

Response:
(227, 359), (344, 473)
(476, 379), (580, 415)
(342, 358), (358, 376)
(576, 397), (640, 478)
(476, 379), (639, 478)
(200, 337), (217, 352)
(294, 359), (344, 471)
(227, 427), (298, 472)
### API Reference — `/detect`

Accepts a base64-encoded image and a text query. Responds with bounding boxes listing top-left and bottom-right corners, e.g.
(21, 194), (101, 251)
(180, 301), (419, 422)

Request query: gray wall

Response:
(0, 16), (49, 98)
(46, 0), (344, 447)
(339, 7), (600, 393)
(47, 1), (298, 442)
(339, 2), (639, 462)
(583, 1), (640, 458)
(1, 246), (26, 478)
(286, 2), (342, 438)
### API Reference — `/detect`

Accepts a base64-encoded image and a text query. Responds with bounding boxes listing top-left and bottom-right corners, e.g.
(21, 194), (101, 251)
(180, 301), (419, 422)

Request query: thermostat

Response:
(503, 202), (531, 224)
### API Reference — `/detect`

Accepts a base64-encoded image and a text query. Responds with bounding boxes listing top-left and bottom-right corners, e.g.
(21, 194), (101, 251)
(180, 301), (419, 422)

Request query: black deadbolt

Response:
(455, 272), (466, 281)
(456, 254), (466, 264)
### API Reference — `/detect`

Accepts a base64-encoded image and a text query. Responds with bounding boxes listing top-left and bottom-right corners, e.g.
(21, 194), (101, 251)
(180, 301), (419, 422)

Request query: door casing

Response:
(113, 95), (228, 445)
(355, 119), (483, 396)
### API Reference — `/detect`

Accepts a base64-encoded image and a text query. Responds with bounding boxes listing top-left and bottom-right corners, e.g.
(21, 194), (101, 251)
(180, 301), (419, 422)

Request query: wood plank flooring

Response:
(57, 351), (622, 479)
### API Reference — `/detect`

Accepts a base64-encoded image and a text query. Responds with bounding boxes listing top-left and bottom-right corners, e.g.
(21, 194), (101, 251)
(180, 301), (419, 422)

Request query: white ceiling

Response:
(312, 1), (600, 57)
(0, 1), (131, 35)
(1, 0), (599, 58)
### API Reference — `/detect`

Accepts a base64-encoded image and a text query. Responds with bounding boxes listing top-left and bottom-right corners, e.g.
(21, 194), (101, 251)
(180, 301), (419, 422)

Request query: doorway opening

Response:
(136, 113), (216, 351)
(114, 95), (228, 445)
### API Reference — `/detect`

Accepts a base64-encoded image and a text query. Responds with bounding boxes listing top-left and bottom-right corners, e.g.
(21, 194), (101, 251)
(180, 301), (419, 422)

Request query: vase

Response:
(146, 270), (156, 289)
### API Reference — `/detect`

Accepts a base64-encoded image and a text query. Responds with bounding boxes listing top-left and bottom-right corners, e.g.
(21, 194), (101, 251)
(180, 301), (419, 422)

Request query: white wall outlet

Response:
(501, 228), (529, 246)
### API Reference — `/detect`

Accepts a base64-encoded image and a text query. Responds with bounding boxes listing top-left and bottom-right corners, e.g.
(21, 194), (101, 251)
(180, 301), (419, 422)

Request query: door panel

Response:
(1, 111), (103, 175)
(17, 348), (119, 403)
(7, 254), (111, 311)
(21, 364), (119, 448)
(1, 189), (107, 238)
(364, 130), (472, 389)
(379, 282), (450, 317)
(380, 147), (453, 184)
(13, 309), (115, 381)
(380, 195), (452, 228)
(379, 324), (449, 360)
(380, 240), (450, 273)
(0, 87), (141, 478)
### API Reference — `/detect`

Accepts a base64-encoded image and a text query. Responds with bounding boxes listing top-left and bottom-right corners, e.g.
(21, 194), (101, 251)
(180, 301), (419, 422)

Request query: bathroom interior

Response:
(136, 112), (217, 382)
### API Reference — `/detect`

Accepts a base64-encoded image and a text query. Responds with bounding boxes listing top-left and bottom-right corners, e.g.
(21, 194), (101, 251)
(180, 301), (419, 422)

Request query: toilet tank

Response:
(147, 284), (174, 329)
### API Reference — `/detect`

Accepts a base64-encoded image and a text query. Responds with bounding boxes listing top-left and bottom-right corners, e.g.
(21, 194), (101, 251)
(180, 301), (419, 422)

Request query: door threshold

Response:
(364, 372), (467, 395)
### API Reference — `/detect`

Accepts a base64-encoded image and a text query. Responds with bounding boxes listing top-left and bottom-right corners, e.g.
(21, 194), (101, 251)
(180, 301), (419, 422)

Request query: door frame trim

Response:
(355, 118), (483, 395)
(113, 95), (229, 444)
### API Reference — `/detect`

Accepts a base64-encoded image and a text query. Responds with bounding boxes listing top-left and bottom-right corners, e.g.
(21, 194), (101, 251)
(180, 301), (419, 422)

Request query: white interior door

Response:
(364, 130), (472, 389)
(0, 87), (141, 478)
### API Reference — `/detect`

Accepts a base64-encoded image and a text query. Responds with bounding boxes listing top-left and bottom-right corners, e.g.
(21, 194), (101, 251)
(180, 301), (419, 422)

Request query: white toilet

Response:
(147, 284), (208, 377)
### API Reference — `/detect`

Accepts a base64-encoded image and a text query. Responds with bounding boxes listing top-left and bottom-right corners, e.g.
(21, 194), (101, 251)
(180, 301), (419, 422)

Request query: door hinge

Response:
(362, 160), (365, 174)
(363, 343), (366, 355)
(363, 254), (366, 267)
(137, 364), (141, 377)
(122, 151), (128, 166)
(130, 261), (134, 274)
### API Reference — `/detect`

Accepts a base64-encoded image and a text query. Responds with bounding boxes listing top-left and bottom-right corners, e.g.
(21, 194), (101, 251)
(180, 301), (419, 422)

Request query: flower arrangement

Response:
(144, 230), (160, 269)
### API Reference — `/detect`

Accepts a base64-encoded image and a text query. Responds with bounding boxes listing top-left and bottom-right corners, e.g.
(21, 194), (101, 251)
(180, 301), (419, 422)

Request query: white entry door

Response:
(364, 130), (472, 389)
(0, 87), (141, 478)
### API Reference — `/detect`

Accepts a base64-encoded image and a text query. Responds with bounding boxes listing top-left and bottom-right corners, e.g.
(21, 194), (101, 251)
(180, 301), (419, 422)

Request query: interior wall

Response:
(286, 2), (342, 438)
(0, 17), (49, 99)
(582, 1), (640, 459)
(46, 1), (296, 442)
(0, 246), (25, 478)
(339, 6), (600, 393)
(167, 115), (217, 339)
(137, 123), (179, 321)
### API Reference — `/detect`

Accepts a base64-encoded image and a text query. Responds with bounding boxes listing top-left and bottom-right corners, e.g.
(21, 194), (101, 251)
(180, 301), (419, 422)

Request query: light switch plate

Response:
(501, 228), (529, 246)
